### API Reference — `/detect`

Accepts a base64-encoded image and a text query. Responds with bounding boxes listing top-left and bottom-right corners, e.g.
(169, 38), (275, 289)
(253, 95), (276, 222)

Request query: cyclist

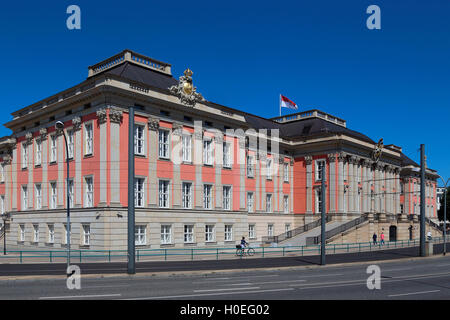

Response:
(240, 237), (248, 249)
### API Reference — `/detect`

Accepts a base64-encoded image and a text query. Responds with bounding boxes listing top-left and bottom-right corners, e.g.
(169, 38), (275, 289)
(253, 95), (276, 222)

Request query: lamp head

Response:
(55, 121), (64, 130)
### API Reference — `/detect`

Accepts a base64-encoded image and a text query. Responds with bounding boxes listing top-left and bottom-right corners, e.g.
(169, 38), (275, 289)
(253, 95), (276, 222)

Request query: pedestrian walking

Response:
(372, 233), (377, 245)
(380, 232), (385, 245)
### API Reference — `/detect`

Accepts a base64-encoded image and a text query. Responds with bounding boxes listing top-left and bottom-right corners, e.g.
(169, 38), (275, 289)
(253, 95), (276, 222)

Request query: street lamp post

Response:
(437, 176), (449, 256)
(2, 214), (6, 255)
(55, 121), (71, 271)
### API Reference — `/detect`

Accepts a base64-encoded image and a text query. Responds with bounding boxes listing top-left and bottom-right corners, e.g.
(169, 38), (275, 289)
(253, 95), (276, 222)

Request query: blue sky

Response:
(0, 0), (449, 182)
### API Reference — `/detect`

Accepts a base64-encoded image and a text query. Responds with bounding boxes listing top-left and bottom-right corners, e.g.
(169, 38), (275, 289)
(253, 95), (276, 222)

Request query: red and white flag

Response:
(280, 95), (298, 110)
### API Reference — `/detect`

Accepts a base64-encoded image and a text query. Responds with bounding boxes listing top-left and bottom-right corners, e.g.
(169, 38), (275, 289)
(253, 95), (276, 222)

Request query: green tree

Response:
(438, 187), (450, 222)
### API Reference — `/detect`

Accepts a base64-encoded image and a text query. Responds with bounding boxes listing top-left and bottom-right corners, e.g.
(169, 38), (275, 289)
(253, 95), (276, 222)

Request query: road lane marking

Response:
(225, 279), (307, 286)
(194, 287), (260, 293)
(121, 288), (294, 300)
(297, 273), (344, 278)
(39, 293), (122, 299)
(382, 267), (413, 272)
(388, 290), (440, 297)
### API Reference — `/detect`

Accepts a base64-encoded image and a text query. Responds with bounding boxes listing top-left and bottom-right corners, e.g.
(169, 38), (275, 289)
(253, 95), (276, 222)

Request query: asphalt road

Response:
(1, 254), (450, 302)
(0, 242), (448, 277)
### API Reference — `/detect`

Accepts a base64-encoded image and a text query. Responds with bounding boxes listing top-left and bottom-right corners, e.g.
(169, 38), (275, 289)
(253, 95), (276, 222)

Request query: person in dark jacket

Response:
(372, 233), (377, 245)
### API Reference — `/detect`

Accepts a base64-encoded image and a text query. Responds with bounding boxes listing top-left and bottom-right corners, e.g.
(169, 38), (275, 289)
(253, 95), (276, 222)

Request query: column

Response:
(172, 123), (182, 209)
(194, 128), (203, 209)
(337, 152), (346, 214)
(109, 109), (122, 206)
(11, 142), (17, 211)
(97, 108), (108, 205)
(327, 153), (336, 213)
(305, 156), (313, 214)
(239, 138), (246, 210)
(148, 116), (159, 207)
(41, 130), (48, 209)
(348, 155), (354, 213)
(214, 134), (223, 210)
(73, 116), (82, 207)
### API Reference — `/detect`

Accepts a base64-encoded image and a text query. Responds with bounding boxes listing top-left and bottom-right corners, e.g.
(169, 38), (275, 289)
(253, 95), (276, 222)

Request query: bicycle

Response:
(235, 245), (255, 257)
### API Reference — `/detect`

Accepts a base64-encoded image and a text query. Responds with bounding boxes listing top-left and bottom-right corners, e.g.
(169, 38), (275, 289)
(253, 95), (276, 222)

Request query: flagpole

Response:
(279, 94), (281, 117)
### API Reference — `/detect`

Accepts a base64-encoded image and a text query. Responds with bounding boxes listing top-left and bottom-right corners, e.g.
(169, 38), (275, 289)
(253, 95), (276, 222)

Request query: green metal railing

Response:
(0, 237), (444, 264)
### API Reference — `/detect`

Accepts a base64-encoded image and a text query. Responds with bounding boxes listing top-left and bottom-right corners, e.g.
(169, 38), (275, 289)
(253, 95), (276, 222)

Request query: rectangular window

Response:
(35, 184), (42, 209)
(135, 225), (146, 245)
(84, 177), (93, 207)
(134, 125), (145, 155)
(266, 194), (272, 213)
(63, 223), (71, 245)
(223, 186), (232, 210)
(284, 195), (289, 213)
(135, 178), (144, 207)
(315, 159), (326, 181)
(247, 192), (254, 213)
(161, 225), (172, 244)
(48, 224), (54, 243)
(67, 129), (74, 159)
(158, 129), (170, 159)
(182, 182), (192, 209)
(284, 163), (289, 182)
(82, 224), (90, 245)
(35, 139), (42, 166)
(205, 225), (215, 242)
(0, 164), (4, 182)
(247, 155), (254, 177)
(316, 189), (323, 213)
(158, 180), (169, 208)
(285, 223), (291, 233)
(248, 224), (256, 239)
(0, 195), (4, 215)
(19, 224), (25, 242)
(184, 225), (194, 243)
(22, 186), (28, 210)
(203, 184), (213, 209)
(50, 182), (57, 209)
(223, 142), (231, 168)
(22, 143), (28, 169)
(267, 224), (274, 237)
(50, 135), (57, 163)
(203, 139), (213, 165)
(224, 225), (233, 242)
(182, 134), (192, 163)
(266, 159), (272, 180)
(85, 123), (93, 155)
(33, 224), (39, 243)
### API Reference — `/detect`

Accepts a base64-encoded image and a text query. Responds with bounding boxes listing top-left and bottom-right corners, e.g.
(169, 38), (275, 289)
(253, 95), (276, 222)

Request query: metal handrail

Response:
(306, 214), (369, 245)
(261, 215), (332, 243)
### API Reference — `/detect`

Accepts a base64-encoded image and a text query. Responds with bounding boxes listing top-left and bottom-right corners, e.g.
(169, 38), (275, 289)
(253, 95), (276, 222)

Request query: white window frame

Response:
(135, 178), (145, 208)
(315, 159), (326, 181)
(184, 224), (194, 244)
(22, 186), (28, 210)
(0, 164), (4, 183)
(84, 176), (94, 208)
(315, 188), (323, 214)
(223, 142), (232, 168)
(161, 224), (172, 244)
(182, 182), (192, 209)
(0, 195), (4, 215)
(266, 194), (273, 213)
(203, 138), (213, 166)
(134, 124), (145, 156)
(248, 224), (256, 239)
(63, 223), (71, 245)
(48, 224), (55, 244)
(224, 224), (233, 242)
(82, 224), (90, 246)
(182, 134), (192, 163)
(50, 182), (57, 209)
(50, 135), (57, 163)
(68, 179), (74, 209)
(22, 143), (28, 169)
(33, 224), (39, 243)
(247, 192), (254, 213)
(223, 186), (232, 210)
(35, 184), (42, 209)
(267, 224), (274, 237)
(203, 184), (213, 210)
(158, 129), (170, 159)
(67, 129), (74, 159)
(284, 163), (289, 182)
(84, 122), (94, 156)
(135, 225), (147, 246)
(247, 155), (254, 177)
(283, 195), (289, 214)
(35, 139), (42, 166)
(19, 224), (25, 242)
(205, 224), (216, 242)
(158, 180), (170, 208)
(266, 158), (272, 180)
